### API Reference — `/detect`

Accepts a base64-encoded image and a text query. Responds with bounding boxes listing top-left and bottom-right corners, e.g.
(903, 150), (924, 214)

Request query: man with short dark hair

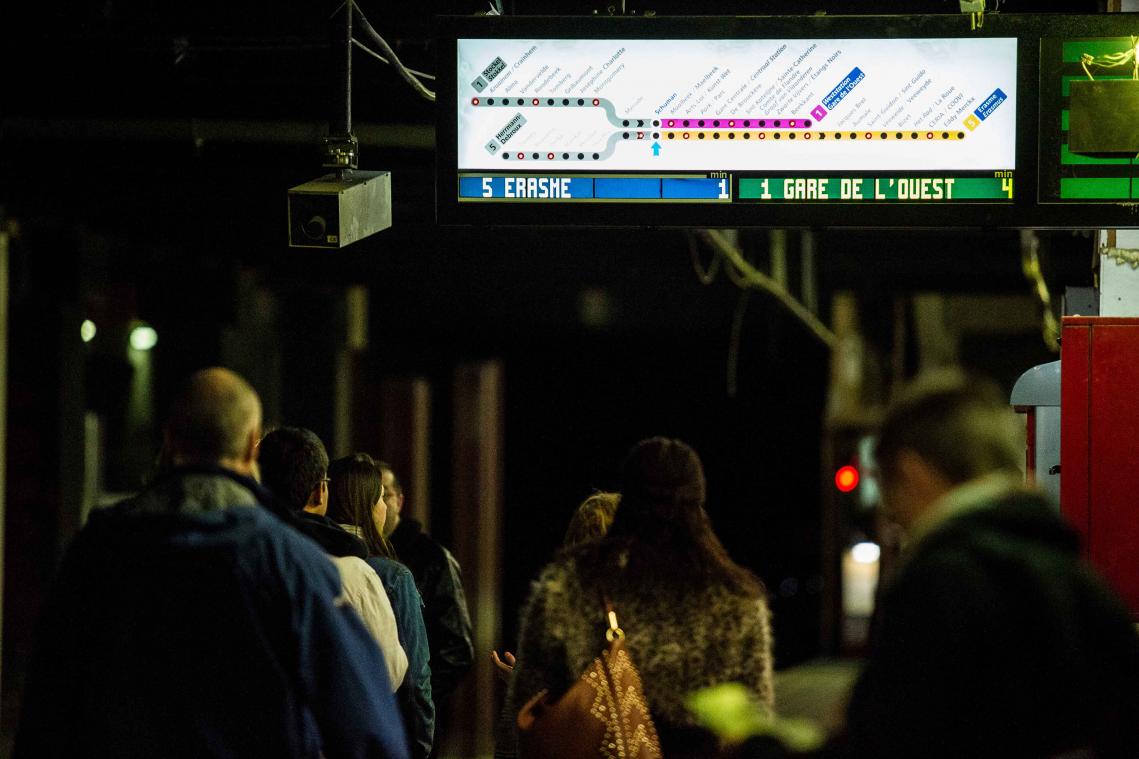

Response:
(840, 370), (1139, 758)
(379, 462), (474, 719)
(260, 426), (408, 691)
(16, 367), (410, 758)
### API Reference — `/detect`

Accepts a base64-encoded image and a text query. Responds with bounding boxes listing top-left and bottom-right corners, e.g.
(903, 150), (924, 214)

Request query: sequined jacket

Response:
(506, 550), (774, 750)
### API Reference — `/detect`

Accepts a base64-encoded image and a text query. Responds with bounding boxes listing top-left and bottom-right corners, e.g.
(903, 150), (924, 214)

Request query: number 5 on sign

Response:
(1002, 177), (1013, 199)
(483, 177), (493, 198)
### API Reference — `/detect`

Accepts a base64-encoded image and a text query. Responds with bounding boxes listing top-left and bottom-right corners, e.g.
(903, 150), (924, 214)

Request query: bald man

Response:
(16, 368), (410, 759)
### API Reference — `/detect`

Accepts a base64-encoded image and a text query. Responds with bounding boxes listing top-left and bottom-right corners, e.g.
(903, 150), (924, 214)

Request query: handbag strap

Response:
(600, 591), (625, 642)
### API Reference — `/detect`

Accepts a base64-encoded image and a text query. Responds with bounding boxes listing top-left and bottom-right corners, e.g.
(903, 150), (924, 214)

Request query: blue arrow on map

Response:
(651, 142), (661, 156)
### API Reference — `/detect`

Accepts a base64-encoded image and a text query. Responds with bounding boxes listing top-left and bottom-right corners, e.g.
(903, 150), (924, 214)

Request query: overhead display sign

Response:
(437, 15), (1139, 228)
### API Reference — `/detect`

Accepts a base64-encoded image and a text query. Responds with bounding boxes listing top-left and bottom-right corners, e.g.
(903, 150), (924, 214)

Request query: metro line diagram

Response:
(471, 95), (967, 164)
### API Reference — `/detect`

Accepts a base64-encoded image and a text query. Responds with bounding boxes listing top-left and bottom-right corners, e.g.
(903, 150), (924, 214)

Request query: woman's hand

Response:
(491, 650), (516, 683)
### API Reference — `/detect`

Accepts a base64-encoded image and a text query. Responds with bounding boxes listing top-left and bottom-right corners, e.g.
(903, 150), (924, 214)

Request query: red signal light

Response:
(835, 465), (859, 493)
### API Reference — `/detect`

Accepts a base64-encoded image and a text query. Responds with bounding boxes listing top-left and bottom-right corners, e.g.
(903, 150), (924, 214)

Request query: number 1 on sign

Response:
(760, 178), (772, 200)
(718, 178), (729, 199)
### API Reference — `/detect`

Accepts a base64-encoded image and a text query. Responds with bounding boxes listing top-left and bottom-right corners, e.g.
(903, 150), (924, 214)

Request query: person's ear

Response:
(244, 425), (261, 466)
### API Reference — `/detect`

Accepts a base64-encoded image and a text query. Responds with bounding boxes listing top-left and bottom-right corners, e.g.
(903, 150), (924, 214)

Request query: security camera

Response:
(288, 170), (392, 248)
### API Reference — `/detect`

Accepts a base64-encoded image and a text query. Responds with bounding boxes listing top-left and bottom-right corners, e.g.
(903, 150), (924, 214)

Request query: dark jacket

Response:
(390, 518), (475, 700)
(298, 510), (370, 559)
(15, 467), (410, 759)
(368, 556), (435, 759)
(842, 488), (1139, 759)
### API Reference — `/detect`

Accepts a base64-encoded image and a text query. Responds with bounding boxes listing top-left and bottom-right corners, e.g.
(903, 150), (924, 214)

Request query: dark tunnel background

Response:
(0, 0), (1102, 751)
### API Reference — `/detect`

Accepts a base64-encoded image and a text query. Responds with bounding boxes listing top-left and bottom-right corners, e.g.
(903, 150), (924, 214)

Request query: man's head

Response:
(875, 370), (1022, 530)
(258, 427), (330, 514)
(164, 367), (262, 476)
(376, 461), (404, 537)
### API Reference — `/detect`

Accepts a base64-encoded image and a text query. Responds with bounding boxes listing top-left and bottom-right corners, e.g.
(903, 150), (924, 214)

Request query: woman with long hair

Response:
(327, 453), (435, 759)
(507, 437), (774, 758)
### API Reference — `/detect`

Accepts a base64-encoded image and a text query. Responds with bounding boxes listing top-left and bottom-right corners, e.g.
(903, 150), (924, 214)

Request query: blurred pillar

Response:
(375, 378), (432, 530)
(445, 361), (503, 758)
(0, 231), (7, 698)
(277, 285), (364, 455)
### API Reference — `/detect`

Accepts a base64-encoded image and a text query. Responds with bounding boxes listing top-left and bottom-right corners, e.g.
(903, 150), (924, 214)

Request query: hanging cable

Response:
(352, 4), (436, 101)
(1019, 231), (1060, 352)
(352, 39), (436, 81)
(687, 231), (722, 285)
(699, 229), (838, 349)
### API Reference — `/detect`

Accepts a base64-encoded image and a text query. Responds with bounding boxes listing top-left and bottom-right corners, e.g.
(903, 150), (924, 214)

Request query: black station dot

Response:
(880, 132), (887, 139)
(942, 132), (949, 139)
(713, 132), (720, 139)
(895, 132), (902, 139)
(532, 153), (539, 159)
(698, 120), (705, 127)
(562, 98), (569, 105)
(804, 120), (812, 127)
(728, 132), (735, 139)
(789, 133), (796, 139)
(577, 153), (584, 159)
(850, 132), (857, 139)
(547, 98), (554, 105)
(697, 132), (705, 139)
(911, 132), (918, 139)
(653, 132), (659, 139)
(774, 133), (781, 140)
(623, 120), (629, 127)
(835, 132), (841, 139)
(502, 153), (509, 159)
(668, 132), (675, 138)
(577, 98), (585, 105)
(957, 132), (964, 139)
(653, 120), (659, 126)
(487, 98), (495, 105)
(774, 120), (782, 127)
(592, 153), (600, 159)
(713, 120), (720, 127)
(517, 99), (524, 105)
(743, 132), (751, 140)
(623, 132), (629, 139)
(759, 120), (766, 127)
(562, 152), (569, 159)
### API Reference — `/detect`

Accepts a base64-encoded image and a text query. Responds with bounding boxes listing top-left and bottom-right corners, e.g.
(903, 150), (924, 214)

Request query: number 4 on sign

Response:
(1002, 177), (1013, 199)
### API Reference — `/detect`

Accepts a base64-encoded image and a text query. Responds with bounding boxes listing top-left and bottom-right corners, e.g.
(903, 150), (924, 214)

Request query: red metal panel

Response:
(1086, 323), (1139, 615)
(1060, 318), (1092, 548)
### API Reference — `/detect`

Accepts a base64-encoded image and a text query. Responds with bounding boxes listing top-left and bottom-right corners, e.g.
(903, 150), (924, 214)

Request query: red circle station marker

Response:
(835, 466), (859, 493)
(865, 132), (873, 140)
(804, 132), (812, 139)
(592, 99), (600, 106)
(533, 98), (540, 105)
(517, 152), (524, 159)
(927, 132), (934, 139)
(683, 132), (690, 139)
(547, 152), (554, 160)
(472, 98), (480, 105)
(759, 133), (766, 139)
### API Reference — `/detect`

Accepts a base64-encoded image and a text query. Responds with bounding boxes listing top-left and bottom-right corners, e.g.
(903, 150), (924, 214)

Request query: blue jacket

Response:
(367, 556), (435, 759)
(15, 467), (411, 759)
